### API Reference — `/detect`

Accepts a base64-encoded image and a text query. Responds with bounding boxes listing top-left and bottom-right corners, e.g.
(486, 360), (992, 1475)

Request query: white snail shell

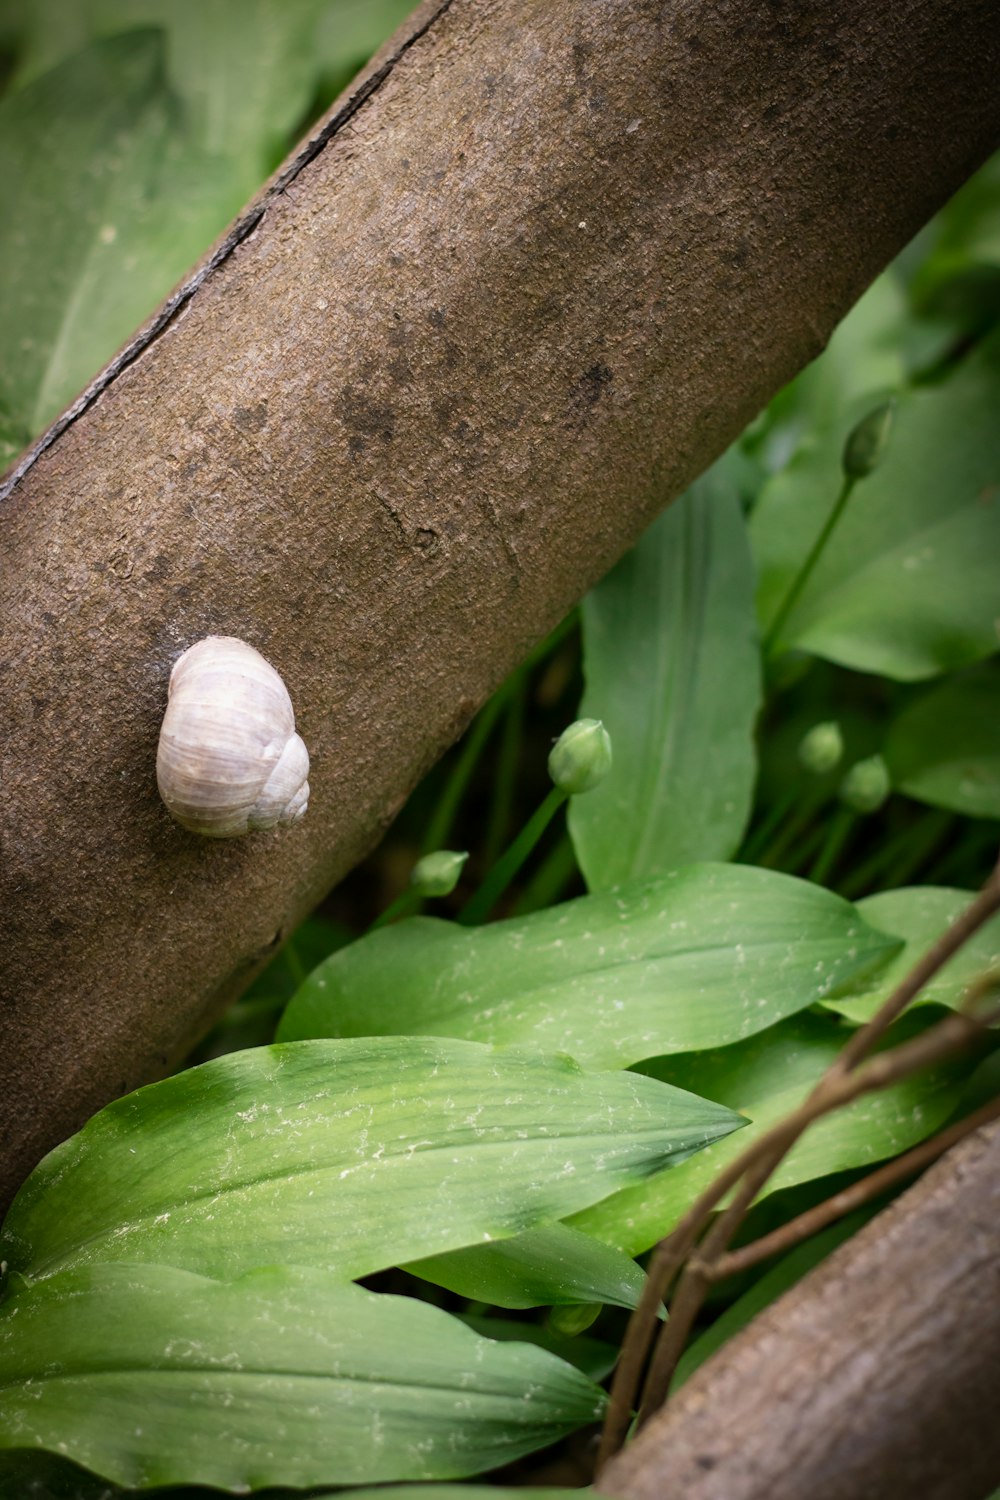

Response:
(156, 636), (310, 837)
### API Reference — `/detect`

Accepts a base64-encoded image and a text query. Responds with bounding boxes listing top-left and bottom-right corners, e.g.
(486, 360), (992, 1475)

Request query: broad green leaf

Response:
(0, 32), (243, 458)
(820, 886), (1000, 1024)
(1, 1036), (743, 1284)
(0, 1264), (605, 1489)
(569, 467), (761, 887)
(884, 662), (1000, 819)
(751, 328), (1000, 680)
(406, 1222), (646, 1310)
(569, 1010), (972, 1256)
(278, 865), (897, 1068)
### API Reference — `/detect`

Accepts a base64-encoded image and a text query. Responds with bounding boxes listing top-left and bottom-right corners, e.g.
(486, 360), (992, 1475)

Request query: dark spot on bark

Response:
(415, 527), (438, 552)
(722, 239), (750, 268)
(569, 362), (613, 422)
(696, 1455), (717, 1471)
(340, 385), (395, 454)
(427, 307), (446, 328)
(145, 553), (171, 584)
(232, 400), (268, 433)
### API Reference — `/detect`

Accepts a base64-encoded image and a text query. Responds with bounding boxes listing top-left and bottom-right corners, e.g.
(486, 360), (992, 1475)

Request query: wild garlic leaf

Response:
(884, 661), (1000, 819)
(0, 1264), (605, 1489)
(278, 864), (898, 1067)
(569, 1009), (974, 1256)
(570, 463), (761, 887)
(0, 1036), (743, 1284)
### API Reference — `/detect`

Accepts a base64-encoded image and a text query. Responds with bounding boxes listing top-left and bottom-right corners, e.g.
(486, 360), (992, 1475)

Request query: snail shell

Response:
(156, 636), (310, 837)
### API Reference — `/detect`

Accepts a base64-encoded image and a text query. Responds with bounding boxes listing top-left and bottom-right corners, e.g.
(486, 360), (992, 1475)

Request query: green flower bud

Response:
(548, 718), (612, 795)
(547, 1303), (602, 1337)
(798, 720), (844, 776)
(840, 755), (891, 814)
(410, 849), (468, 897)
(842, 399), (895, 480)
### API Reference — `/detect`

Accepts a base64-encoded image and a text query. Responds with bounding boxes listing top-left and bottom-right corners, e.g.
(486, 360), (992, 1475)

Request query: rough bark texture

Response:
(2, 0), (1000, 1208)
(598, 1118), (1000, 1500)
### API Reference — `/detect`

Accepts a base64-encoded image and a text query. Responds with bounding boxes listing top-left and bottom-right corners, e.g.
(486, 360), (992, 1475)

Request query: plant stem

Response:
(459, 787), (568, 926)
(512, 833), (579, 916)
(369, 887), (421, 931)
(738, 782), (799, 864)
(763, 475), (856, 660)
(809, 805), (855, 886)
(421, 690), (508, 856)
(483, 679), (526, 866)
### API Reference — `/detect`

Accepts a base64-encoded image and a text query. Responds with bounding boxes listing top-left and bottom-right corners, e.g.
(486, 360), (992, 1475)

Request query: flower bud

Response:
(410, 849), (468, 897)
(840, 755), (891, 814)
(547, 1303), (602, 1336)
(798, 721), (844, 776)
(548, 718), (612, 795)
(842, 399), (895, 480)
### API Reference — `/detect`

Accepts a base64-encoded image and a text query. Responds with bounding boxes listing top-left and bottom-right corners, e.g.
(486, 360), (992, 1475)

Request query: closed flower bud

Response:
(410, 849), (469, 897)
(548, 718), (613, 795)
(842, 399), (895, 480)
(840, 755), (891, 814)
(798, 720), (844, 776)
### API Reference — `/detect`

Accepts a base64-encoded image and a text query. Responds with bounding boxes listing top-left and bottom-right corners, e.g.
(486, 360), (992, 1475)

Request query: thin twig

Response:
(701, 1095), (1000, 1284)
(635, 1000), (999, 1421)
(596, 858), (1000, 1468)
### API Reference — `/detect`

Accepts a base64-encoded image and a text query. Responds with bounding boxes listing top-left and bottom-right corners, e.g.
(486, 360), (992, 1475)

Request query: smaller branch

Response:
(701, 1095), (1000, 1284)
(596, 859), (1000, 1468)
(834, 857), (1000, 1073)
(636, 1000), (999, 1418)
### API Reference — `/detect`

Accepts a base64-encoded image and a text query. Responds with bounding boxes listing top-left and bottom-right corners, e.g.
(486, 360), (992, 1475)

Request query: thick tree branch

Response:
(597, 1118), (1000, 1500)
(2, 0), (999, 1207)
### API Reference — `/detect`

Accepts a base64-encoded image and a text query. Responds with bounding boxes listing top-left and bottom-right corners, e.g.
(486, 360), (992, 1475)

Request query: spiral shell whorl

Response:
(156, 636), (310, 838)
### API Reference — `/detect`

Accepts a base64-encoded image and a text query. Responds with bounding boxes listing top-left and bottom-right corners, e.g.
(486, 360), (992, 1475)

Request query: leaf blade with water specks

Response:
(278, 865), (898, 1068)
(0, 1036), (743, 1284)
(820, 886), (1000, 1024)
(0, 1264), (605, 1490)
(569, 1010), (975, 1256)
(570, 466), (761, 887)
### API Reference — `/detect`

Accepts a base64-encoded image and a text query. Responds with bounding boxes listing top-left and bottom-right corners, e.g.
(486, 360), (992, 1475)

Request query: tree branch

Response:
(3, 0), (999, 1209)
(597, 1117), (1000, 1500)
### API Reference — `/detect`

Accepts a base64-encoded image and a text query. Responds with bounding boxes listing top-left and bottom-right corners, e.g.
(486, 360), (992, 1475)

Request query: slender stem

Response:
(459, 787), (568, 926)
(512, 833), (579, 916)
(738, 782), (799, 864)
(421, 690), (508, 856)
(483, 679), (526, 866)
(703, 1096), (1000, 1283)
(839, 808), (952, 900)
(757, 789), (829, 870)
(763, 476), (856, 659)
(369, 886), (421, 931)
(808, 805), (855, 886)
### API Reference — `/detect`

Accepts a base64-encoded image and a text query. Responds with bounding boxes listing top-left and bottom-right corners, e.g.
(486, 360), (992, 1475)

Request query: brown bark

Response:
(598, 1118), (1000, 1500)
(2, 0), (999, 1209)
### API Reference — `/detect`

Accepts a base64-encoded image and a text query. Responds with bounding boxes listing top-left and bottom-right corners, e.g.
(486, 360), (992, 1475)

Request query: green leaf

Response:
(0, 1264), (605, 1489)
(461, 1315), (618, 1383)
(884, 662), (1000, 819)
(4, 0), (334, 189)
(0, 31), (244, 455)
(406, 1222), (647, 1310)
(569, 466), (761, 887)
(1, 1037), (743, 1284)
(568, 1010), (973, 1256)
(820, 886), (1000, 1024)
(751, 328), (1000, 680)
(278, 865), (897, 1068)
